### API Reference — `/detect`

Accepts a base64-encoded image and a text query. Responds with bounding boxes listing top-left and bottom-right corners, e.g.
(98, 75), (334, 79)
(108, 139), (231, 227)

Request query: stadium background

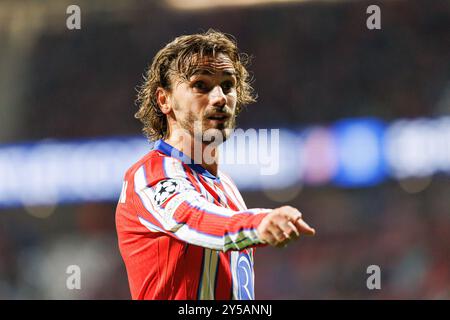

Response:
(0, 0), (449, 299)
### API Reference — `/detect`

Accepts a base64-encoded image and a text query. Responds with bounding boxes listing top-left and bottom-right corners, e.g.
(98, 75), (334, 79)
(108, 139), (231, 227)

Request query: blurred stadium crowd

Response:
(0, 0), (449, 299)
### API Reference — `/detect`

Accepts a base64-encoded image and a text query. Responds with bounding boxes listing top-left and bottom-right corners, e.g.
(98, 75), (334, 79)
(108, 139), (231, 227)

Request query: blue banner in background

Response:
(332, 118), (387, 187)
(0, 117), (449, 208)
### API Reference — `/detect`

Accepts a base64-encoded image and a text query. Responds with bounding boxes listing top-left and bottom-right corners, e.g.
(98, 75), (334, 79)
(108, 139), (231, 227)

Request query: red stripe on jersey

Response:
(183, 164), (203, 194)
(172, 201), (264, 237)
(183, 244), (205, 299)
(132, 185), (166, 232)
(142, 153), (167, 186)
(214, 180), (240, 211)
(219, 174), (245, 210)
(137, 237), (200, 299)
(196, 174), (222, 206)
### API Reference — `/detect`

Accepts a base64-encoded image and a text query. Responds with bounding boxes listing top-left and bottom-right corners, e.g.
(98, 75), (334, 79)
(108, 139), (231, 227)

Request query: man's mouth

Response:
(207, 114), (230, 122)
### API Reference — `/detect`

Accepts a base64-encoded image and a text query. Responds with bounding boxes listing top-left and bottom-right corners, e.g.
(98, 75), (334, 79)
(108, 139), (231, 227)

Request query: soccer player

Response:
(115, 29), (316, 300)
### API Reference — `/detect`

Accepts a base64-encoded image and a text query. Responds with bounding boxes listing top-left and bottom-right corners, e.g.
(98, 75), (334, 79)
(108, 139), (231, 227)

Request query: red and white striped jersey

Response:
(115, 139), (270, 300)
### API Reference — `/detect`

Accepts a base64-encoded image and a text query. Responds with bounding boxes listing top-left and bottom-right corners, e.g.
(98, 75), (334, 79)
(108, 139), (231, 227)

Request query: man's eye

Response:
(193, 81), (208, 91)
(221, 81), (234, 92)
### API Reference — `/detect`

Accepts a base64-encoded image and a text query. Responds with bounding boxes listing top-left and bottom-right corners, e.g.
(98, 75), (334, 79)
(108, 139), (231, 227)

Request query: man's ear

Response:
(156, 87), (172, 115)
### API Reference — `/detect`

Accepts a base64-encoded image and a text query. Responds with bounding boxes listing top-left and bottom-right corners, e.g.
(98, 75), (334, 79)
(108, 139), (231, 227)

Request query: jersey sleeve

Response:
(130, 155), (270, 252)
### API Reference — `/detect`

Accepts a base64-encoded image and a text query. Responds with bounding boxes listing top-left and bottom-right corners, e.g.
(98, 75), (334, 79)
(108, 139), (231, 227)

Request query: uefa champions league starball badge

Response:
(154, 180), (179, 206)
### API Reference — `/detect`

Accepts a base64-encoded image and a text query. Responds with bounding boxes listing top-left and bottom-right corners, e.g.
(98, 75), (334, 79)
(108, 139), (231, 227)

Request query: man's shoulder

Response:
(124, 149), (159, 175)
(123, 149), (186, 184)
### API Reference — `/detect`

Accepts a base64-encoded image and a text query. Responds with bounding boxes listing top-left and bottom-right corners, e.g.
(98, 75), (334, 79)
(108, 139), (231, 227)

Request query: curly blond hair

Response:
(135, 29), (257, 141)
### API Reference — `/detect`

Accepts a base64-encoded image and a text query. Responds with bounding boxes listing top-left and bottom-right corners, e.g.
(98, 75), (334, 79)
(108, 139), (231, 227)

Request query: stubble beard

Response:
(178, 110), (236, 147)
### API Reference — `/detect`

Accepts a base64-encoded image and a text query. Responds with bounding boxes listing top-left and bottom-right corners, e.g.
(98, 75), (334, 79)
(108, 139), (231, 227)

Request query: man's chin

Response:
(195, 127), (234, 145)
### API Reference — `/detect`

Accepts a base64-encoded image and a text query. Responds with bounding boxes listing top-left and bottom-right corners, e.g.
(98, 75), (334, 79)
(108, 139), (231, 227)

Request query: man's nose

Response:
(209, 85), (226, 107)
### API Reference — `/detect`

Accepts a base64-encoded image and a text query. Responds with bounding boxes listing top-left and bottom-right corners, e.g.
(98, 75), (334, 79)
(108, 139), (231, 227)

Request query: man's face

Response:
(167, 53), (238, 145)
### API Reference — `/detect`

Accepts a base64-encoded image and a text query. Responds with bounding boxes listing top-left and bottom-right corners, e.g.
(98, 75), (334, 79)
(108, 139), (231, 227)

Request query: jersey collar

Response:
(153, 139), (220, 182)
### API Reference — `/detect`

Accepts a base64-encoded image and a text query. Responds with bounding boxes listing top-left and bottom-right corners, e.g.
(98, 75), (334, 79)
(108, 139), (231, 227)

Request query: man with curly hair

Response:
(115, 29), (315, 300)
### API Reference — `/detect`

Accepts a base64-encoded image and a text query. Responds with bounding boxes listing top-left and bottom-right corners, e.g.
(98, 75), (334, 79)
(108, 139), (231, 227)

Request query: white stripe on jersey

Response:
(119, 181), (128, 204)
(138, 215), (165, 233)
(213, 181), (229, 207)
(191, 171), (215, 203)
(197, 173), (229, 207)
(162, 157), (188, 180)
(219, 172), (247, 211)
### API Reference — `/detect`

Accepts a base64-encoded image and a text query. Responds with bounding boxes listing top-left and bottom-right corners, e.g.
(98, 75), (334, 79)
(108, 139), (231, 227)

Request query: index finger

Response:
(294, 218), (316, 236)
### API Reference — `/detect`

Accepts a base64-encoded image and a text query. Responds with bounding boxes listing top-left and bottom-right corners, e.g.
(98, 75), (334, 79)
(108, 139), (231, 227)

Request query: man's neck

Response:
(164, 135), (219, 177)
